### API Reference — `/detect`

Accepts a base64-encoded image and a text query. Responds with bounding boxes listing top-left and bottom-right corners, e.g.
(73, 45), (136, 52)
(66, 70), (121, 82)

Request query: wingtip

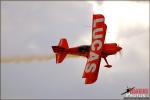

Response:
(84, 77), (97, 84)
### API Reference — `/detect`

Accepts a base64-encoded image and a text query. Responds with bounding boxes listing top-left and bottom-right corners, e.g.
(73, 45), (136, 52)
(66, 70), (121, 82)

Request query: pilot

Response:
(78, 46), (90, 52)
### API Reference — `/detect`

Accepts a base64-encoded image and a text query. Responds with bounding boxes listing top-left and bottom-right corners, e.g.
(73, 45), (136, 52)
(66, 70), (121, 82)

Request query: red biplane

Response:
(52, 14), (122, 84)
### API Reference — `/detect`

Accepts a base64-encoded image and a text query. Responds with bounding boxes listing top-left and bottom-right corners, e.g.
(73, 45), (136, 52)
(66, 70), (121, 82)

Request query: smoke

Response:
(1, 54), (80, 64)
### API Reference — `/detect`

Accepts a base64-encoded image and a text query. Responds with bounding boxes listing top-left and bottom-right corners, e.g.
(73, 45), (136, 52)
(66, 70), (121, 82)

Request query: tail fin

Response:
(52, 38), (69, 63)
(58, 38), (69, 49)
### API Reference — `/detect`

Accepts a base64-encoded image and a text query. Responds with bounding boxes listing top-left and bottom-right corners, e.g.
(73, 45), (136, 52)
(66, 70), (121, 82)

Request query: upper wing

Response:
(82, 14), (107, 84)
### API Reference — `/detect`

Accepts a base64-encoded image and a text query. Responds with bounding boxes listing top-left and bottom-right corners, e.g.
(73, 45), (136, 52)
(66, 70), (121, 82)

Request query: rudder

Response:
(58, 38), (69, 49)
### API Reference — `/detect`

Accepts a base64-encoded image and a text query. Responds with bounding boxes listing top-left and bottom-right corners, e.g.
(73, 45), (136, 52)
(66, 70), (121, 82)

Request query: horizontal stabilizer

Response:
(52, 46), (65, 53)
(56, 53), (67, 64)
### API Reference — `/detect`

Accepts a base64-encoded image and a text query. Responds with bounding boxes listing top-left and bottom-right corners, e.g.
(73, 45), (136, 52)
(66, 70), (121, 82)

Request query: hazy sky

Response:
(1, 1), (149, 99)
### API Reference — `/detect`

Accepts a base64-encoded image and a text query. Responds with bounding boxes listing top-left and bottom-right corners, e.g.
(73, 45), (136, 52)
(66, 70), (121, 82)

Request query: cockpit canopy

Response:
(78, 45), (90, 52)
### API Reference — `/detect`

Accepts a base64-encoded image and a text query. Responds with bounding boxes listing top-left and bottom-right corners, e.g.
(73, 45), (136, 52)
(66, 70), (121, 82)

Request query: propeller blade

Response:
(119, 51), (122, 57)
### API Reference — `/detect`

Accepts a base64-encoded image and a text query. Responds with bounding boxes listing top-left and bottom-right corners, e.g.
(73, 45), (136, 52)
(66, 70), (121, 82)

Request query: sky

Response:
(1, 1), (149, 99)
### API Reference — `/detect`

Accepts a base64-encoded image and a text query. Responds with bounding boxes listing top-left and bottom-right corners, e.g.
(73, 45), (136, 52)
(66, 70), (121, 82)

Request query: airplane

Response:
(52, 14), (122, 84)
(121, 87), (135, 95)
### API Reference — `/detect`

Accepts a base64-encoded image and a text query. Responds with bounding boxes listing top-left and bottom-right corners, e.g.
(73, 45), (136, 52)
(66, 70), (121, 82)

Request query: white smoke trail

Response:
(1, 54), (80, 64)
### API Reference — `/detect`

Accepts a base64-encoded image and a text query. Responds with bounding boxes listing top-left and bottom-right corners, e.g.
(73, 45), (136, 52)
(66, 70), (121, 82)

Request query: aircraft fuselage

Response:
(56, 43), (122, 58)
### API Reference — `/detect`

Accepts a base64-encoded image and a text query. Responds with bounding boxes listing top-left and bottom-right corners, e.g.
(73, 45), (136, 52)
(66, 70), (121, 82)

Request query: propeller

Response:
(117, 44), (123, 58)
(119, 50), (123, 57)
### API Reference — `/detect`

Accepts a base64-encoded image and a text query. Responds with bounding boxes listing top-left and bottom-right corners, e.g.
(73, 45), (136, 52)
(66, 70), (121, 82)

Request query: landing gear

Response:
(104, 65), (112, 68)
(104, 57), (112, 68)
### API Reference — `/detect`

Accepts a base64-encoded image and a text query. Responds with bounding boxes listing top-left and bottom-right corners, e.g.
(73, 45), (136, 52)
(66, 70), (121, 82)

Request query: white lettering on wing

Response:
(85, 16), (105, 73)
